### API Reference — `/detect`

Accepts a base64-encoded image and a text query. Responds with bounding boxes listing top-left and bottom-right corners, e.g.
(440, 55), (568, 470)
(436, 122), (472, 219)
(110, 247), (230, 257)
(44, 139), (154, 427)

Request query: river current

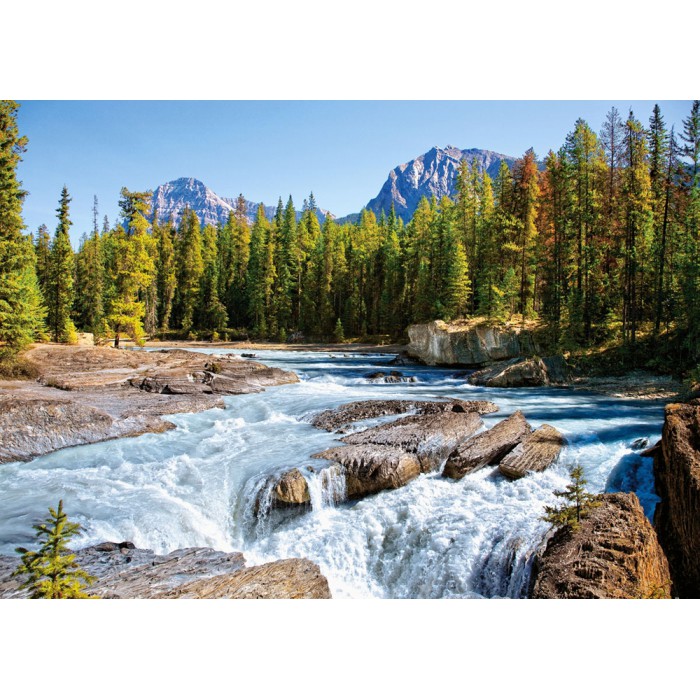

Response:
(0, 349), (665, 598)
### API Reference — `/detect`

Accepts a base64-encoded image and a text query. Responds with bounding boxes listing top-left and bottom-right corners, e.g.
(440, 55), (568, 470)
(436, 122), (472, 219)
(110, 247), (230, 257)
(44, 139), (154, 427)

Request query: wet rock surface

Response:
(0, 345), (298, 463)
(468, 356), (569, 388)
(653, 401), (700, 597)
(531, 492), (671, 599)
(308, 398), (498, 433)
(498, 424), (565, 480)
(340, 411), (484, 472)
(443, 411), (532, 480)
(0, 543), (331, 599)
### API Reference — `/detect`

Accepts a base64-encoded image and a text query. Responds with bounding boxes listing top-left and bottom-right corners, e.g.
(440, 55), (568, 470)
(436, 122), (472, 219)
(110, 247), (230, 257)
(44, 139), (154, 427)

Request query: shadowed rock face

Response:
(653, 401), (700, 597)
(499, 424), (565, 480)
(443, 411), (531, 480)
(0, 543), (331, 599)
(469, 358), (548, 387)
(531, 493), (671, 599)
(308, 398), (498, 433)
(0, 346), (298, 463)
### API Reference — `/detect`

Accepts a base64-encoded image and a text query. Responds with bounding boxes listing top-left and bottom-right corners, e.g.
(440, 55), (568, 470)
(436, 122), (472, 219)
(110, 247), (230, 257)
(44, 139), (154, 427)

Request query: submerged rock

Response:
(0, 544), (331, 599)
(308, 398), (498, 433)
(530, 492), (671, 599)
(498, 424), (565, 480)
(443, 411), (531, 480)
(653, 401), (700, 597)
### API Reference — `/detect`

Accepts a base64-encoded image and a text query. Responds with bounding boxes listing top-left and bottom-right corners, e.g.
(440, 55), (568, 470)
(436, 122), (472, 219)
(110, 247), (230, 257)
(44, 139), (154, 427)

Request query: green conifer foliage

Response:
(0, 101), (45, 355)
(13, 500), (97, 599)
(542, 465), (602, 531)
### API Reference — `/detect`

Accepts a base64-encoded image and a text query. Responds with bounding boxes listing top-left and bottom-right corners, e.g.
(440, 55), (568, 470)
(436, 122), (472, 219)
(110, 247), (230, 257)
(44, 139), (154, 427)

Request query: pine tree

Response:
(198, 223), (228, 333)
(542, 465), (602, 531)
(47, 186), (77, 343)
(174, 207), (204, 332)
(156, 217), (176, 330)
(0, 101), (45, 355)
(13, 500), (97, 599)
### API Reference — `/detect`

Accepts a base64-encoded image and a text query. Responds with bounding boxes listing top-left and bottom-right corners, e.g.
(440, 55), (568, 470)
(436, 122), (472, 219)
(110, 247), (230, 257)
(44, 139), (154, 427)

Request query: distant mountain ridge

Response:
(351, 145), (516, 223)
(151, 177), (333, 228)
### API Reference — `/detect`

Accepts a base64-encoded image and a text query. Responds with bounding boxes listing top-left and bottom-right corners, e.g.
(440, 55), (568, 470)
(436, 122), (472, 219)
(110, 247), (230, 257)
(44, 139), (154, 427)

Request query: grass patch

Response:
(0, 353), (40, 380)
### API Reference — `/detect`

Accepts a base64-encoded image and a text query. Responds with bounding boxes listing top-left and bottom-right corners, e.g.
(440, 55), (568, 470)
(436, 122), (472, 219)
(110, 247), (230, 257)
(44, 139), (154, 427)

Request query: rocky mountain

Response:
(151, 177), (332, 228)
(339, 145), (516, 224)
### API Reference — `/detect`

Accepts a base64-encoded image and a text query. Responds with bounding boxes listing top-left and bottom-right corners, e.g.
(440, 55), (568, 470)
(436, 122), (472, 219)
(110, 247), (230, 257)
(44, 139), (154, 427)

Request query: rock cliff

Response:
(407, 320), (536, 367)
(530, 492), (671, 599)
(653, 401), (700, 597)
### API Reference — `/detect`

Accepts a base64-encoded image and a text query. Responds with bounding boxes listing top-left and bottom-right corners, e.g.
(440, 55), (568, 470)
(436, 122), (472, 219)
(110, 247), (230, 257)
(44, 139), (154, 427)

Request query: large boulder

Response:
(312, 444), (422, 499)
(653, 401), (700, 597)
(468, 356), (569, 388)
(407, 320), (536, 366)
(443, 411), (531, 479)
(531, 492), (671, 599)
(498, 424), (565, 480)
(308, 398), (498, 433)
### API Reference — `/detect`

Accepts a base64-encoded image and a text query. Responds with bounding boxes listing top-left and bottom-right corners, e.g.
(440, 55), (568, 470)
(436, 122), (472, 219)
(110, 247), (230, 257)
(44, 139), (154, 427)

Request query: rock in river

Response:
(498, 424), (565, 480)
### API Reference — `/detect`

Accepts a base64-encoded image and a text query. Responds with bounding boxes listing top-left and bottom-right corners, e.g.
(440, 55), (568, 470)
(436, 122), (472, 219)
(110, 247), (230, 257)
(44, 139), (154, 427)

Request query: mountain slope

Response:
(151, 178), (332, 227)
(348, 145), (516, 223)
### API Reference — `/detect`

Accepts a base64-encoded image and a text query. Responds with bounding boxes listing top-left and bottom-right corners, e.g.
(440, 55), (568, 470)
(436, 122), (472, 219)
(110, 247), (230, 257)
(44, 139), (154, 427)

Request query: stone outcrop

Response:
(340, 411), (484, 471)
(0, 543), (331, 599)
(498, 424), (565, 480)
(443, 411), (531, 479)
(308, 398), (498, 433)
(407, 320), (536, 367)
(0, 345), (298, 463)
(653, 401), (700, 597)
(531, 493), (671, 599)
(468, 356), (569, 388)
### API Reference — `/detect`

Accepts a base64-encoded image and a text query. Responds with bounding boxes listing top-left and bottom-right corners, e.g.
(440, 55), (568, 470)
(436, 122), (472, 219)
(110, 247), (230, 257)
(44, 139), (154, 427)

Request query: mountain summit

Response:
(362, 145), (516, 222)
(151, 177), (332, 227)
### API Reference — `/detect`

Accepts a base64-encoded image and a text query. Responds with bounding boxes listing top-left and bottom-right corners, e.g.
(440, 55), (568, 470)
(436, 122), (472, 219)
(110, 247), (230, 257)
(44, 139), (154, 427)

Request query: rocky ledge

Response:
(653, 401), (700, 597)
(530, 492), (671, 599)
(0, 543), (331, 599)
(468, 356), (570, 388)
(0, 345), (298, 464)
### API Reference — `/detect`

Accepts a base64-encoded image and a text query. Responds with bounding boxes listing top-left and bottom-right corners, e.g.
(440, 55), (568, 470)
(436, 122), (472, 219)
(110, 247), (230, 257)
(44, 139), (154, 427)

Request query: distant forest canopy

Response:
(1, 100), (700, 367)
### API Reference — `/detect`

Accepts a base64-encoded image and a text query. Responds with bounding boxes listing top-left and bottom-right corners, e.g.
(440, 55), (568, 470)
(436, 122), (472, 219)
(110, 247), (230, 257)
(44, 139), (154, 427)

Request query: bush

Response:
(0, 352), (39, 380)
(542, 465), (602, 531)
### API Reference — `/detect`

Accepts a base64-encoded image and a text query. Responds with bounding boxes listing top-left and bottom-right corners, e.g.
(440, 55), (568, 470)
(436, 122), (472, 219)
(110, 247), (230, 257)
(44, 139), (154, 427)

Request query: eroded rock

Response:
(0, 544), (331, 599)
(531, 492), (671, 599)
(309, 398), (498, 433)
(443, 411), (531, 479)
(498, 424), (565, 480)
(653, 401), (700, 597)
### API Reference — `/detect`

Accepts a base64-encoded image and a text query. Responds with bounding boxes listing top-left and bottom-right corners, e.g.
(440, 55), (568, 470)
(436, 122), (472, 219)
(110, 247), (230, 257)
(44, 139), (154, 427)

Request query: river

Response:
(0, 349), (665, 598)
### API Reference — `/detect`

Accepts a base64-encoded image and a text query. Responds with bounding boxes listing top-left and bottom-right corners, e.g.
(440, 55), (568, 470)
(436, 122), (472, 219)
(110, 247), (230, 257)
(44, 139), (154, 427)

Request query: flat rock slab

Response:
(312, 444), (422, 499)
(309, 398), (498, 433)
(498, 423), (565, 480)
(0, 544), (331, 599)
(531, 492), (671, 599)
(341, 411), (484, 472)
(443, 411), (531, 480)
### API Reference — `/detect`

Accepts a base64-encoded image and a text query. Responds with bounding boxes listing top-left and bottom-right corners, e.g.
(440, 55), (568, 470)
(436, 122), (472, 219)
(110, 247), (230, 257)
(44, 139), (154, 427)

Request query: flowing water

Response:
(0, 349), (665, 598)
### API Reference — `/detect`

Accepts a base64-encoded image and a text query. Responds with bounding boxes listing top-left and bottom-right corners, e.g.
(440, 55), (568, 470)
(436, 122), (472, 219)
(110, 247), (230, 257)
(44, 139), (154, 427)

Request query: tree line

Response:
(1, 100), (699, 364)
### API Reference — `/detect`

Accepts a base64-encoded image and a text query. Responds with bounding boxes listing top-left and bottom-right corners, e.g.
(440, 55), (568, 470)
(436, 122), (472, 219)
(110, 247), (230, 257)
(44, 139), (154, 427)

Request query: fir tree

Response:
(47, 186), (77, 343)
(13, 500), (97, 599)
(0, 101), (45, 355)
(542, 465), (602, 531)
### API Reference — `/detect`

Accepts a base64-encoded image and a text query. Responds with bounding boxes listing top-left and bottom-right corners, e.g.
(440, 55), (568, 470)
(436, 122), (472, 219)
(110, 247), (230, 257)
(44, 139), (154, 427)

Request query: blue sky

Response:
(16, 100), (694, 245)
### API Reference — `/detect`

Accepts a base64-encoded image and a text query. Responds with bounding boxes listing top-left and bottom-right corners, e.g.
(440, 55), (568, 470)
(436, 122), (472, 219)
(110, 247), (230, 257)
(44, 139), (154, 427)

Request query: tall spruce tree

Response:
(47, 186), (76, 343)
(0, 101), (45, 355)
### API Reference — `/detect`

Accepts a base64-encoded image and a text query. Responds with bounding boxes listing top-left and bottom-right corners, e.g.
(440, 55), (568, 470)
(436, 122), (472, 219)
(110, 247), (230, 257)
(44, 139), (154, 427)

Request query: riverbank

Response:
(0, 344), (298, 463)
